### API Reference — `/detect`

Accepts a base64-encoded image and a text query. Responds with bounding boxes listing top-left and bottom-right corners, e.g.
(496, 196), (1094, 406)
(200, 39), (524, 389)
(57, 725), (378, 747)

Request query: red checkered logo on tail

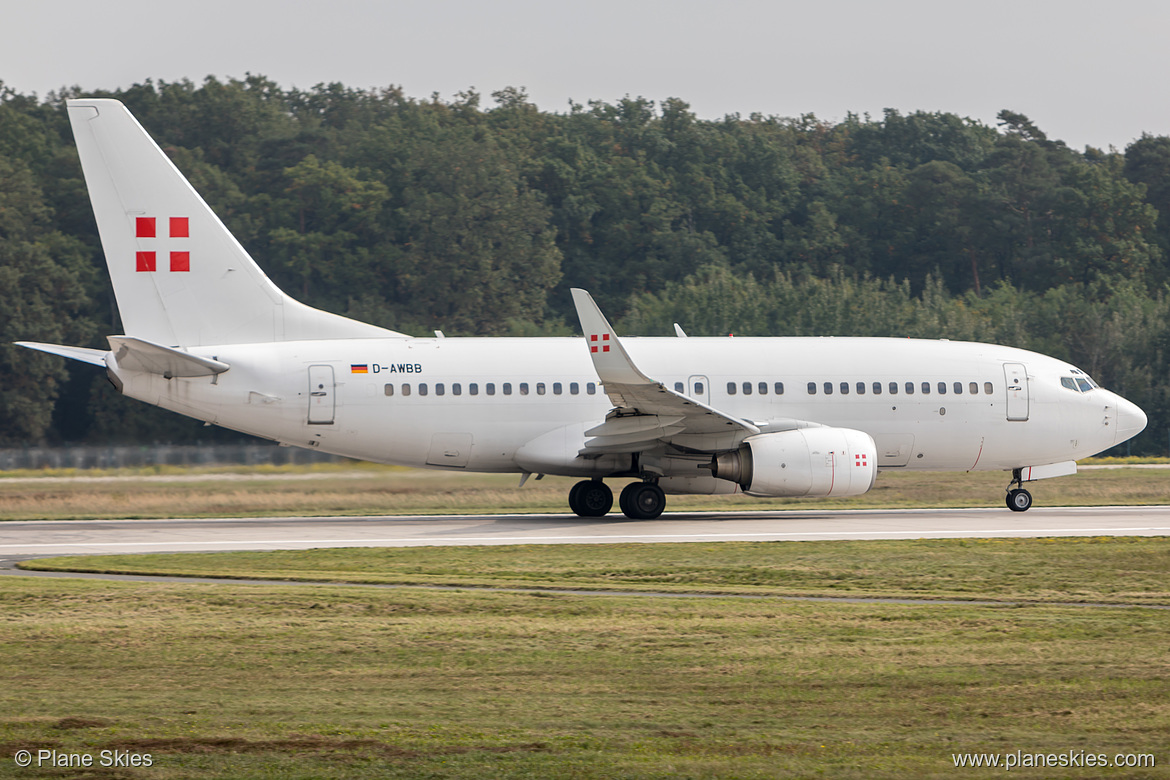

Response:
(589, 333), (611, 353)
(135, 216), (190, 272)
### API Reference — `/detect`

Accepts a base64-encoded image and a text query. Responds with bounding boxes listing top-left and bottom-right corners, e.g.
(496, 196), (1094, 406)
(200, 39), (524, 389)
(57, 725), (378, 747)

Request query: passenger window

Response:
(570, 382), (579, 395)
(402, 383), (411, 396)
(486, 383), (495, 396)
(774, 382), (784, 395)
(824, 382), (834, 395)
(674, 381), (684, 392)
(453, 383), (461, 396)
(693, 382), (704, 395)
(808, 382), (817, 395)
(984, 382), (993, 394)
(436, 383), (445, 396)
(905, 382), (914, 395)
(384, 384), (394, 396)
(873, 381), (882, 395)
(921, 382), (930, 395)
(519, 382), (529, 396)
(937, 382), (946, 395)
(470, 383), (479, 396)
(503, 383), (512, 396)
(856, 382), (866, 395)
(553, 382), (562, 395)
(587, 382), (597, 395)
(536, 382), (546, 395)
(743, 382), (752, 395)
(419, 383), (429, 396)
(727, 382), (737, 395)
(953, 382), (962, 394)
(969, 382), (978, 394)
(889, 382), (898, 395)
(759, 382), (768, 395)
(840, 382), (849, 395)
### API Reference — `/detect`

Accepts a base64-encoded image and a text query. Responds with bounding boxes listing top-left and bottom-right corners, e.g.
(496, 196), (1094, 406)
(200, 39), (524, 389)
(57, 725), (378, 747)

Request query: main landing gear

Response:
(568, 479), (666, 520)
(1005, 469), (1033, 512)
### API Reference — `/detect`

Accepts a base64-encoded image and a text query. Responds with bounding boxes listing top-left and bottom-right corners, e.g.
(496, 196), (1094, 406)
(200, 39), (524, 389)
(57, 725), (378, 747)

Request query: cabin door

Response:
(307, 365), (336, 425)
(1003, 362), (1029, 422)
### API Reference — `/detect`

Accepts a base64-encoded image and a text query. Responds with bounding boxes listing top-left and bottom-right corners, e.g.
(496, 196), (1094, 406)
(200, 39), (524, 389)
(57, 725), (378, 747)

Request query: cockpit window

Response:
(1062, 375), (1097, 393)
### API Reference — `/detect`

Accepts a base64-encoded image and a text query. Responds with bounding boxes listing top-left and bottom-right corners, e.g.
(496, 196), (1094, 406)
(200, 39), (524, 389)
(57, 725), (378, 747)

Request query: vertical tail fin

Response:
(67, 99), (404, 346)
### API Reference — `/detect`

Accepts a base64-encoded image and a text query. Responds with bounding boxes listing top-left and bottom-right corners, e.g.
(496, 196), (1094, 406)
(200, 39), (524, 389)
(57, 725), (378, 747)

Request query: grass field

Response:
(1, 461), (1169, 521)
(3, 538), (1169, 778)
(3, 465), (1168, 777)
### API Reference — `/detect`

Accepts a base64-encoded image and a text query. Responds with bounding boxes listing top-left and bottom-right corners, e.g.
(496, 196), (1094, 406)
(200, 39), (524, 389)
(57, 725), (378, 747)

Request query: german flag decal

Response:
(350, 364), (369, 374)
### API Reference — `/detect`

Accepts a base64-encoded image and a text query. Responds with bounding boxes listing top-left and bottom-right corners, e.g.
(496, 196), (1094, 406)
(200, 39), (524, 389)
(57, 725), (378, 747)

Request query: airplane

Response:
(17, 99), (1148, 520)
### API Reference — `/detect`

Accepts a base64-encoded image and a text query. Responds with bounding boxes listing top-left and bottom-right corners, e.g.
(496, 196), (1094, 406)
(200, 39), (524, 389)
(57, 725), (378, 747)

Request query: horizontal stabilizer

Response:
(15, 341), (107, 367)
(107, 336), (229, 377)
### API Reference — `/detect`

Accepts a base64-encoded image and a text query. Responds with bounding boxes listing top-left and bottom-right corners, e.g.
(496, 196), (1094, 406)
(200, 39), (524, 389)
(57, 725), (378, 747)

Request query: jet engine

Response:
(708, 427), (878, 498)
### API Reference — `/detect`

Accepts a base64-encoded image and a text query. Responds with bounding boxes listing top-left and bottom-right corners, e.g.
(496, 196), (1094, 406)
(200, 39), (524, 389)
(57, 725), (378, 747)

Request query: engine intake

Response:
(709, 427), (878, 498)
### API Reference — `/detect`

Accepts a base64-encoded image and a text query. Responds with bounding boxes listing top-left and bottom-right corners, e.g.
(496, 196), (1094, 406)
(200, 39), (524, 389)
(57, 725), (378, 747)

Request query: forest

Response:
(2, 75), (1169, 454)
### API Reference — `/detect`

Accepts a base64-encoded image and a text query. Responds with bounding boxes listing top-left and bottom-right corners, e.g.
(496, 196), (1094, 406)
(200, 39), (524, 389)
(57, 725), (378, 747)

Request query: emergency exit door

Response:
(687, 375), (710, 406)
(307, 365), (335, 425)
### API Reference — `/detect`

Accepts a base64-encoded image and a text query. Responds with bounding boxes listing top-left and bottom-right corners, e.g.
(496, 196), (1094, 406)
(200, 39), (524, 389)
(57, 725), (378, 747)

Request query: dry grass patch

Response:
(1, 465), (1169, 521)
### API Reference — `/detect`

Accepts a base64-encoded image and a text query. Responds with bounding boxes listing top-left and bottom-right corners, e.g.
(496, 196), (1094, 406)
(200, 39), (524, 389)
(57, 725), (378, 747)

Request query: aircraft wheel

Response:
(1006, 488), (1033, 512)
(570, 480), (612, 517)
(620, 482), (666, 520)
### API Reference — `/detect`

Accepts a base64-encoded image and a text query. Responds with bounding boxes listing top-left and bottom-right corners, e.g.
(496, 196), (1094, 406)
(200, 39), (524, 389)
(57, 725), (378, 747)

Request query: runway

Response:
(1, 505), (1168, 556)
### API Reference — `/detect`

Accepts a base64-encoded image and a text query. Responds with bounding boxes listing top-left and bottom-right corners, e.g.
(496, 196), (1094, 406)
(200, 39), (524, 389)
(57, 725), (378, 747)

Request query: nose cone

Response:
(1114, 396), (1148, 445)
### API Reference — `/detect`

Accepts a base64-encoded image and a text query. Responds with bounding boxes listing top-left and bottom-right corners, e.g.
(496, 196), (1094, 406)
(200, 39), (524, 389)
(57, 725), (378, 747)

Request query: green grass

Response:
(1, 574), (1167, 779)
(23, 536), (1170, 605)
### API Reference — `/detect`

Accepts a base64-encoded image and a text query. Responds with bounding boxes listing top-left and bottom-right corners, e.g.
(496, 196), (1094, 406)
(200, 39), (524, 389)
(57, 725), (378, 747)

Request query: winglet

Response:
(570, 289), (653, 385)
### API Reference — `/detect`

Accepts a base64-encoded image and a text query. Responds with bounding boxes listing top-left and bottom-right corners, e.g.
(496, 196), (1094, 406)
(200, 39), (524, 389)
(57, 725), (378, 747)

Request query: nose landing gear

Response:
(1005, 469), (1033, 512)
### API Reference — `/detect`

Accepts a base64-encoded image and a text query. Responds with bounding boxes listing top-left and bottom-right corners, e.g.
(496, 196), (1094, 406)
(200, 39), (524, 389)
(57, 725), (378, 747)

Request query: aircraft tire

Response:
(1006, 488), (1033, 512)
(570, 480), (612, 517)
(621, 482), (666, 520)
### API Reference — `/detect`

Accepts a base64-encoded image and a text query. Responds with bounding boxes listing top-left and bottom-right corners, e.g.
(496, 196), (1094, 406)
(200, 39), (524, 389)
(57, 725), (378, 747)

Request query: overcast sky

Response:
(5, 0), (1168, 151)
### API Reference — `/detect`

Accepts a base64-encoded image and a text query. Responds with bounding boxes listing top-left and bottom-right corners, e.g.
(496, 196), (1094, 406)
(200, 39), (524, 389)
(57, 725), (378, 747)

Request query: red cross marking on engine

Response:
(135, 216), (190, 272)
(855, 453), (868, 467)
(589, 333), (611, 353)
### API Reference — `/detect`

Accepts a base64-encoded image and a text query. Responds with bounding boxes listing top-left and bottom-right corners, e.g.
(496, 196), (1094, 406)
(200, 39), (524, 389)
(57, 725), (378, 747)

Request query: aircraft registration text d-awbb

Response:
(18, 100), (1148, 519)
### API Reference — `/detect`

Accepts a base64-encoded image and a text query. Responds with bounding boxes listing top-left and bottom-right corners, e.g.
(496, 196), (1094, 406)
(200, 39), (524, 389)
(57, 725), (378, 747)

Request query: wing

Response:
(570, 289), (760, 454)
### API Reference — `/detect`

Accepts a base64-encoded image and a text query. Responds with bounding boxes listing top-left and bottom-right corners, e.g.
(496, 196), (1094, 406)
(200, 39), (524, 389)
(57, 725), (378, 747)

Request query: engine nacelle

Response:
(709, 427), (878, 498)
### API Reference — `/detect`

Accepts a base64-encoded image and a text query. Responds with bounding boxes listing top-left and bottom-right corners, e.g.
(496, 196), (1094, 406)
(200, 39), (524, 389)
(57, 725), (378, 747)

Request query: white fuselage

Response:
(108, 335), (1141, 482)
